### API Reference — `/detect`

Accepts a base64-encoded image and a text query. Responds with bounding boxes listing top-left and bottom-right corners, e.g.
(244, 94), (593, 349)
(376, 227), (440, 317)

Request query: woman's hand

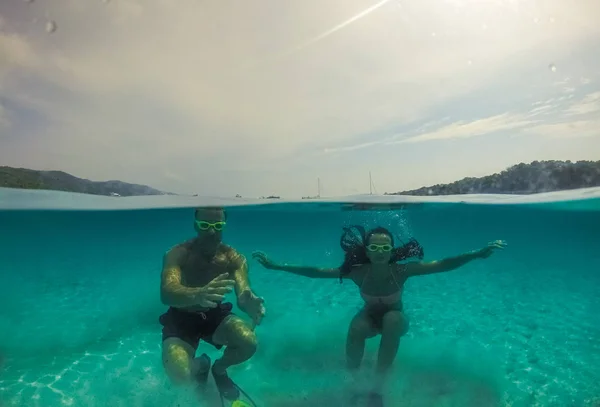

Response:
(476, 240), (507, 259)
(251, 251), (277, 269)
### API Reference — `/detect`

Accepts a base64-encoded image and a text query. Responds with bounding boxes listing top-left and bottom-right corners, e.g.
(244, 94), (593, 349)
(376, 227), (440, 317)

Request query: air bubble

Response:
(45, 20), (57, 34)
(549, 64), (556, 72)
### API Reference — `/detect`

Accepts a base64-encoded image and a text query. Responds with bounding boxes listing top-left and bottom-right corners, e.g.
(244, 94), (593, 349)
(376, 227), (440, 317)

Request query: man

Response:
(159, 206), (265, 401)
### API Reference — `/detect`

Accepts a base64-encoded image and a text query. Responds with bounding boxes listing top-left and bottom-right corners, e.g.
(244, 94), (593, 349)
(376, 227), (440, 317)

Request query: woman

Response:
(252, 225), (506, 404)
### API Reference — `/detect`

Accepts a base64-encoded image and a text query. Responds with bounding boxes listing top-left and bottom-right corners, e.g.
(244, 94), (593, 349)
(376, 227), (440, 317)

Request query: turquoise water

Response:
(1, 189), (600, 407)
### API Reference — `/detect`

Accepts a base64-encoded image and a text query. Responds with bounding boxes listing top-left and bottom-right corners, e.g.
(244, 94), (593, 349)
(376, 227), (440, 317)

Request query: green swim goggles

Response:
(195, 220), (227, 231)
(367, 244), (393, 252)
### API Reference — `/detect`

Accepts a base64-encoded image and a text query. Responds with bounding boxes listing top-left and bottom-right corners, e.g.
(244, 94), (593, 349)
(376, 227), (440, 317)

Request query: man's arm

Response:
(230, 250), (267, 325)
(160, 246), (203, 307)
(229, 251), (259, 316)
(231, 252), (252, 300)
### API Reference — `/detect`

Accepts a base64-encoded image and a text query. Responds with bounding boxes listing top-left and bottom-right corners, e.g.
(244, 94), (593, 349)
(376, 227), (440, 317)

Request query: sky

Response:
(1, 0), (599, 198)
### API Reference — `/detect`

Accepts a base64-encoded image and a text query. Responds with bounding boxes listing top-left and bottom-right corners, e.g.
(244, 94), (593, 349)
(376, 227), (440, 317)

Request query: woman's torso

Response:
(349, 264), (408, 310)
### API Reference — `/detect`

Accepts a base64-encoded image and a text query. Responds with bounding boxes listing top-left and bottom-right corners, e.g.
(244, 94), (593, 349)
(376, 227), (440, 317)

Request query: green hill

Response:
(387, 160), (600, 196)
(0, 166), (169, 197)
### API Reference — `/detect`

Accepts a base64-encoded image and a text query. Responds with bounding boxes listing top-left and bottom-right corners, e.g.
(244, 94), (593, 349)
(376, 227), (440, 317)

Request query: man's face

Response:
(194, 208), (226, 246)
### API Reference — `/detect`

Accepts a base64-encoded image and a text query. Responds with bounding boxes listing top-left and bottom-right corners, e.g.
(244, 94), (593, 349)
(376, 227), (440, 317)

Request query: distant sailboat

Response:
(340, 171), (380, 211)
(302, 177), (321, 199)
(369, 171), (377, 195)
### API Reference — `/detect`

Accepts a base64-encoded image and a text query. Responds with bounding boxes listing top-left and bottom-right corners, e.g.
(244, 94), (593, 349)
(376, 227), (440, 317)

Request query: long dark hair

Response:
(338, 225), (424, 282)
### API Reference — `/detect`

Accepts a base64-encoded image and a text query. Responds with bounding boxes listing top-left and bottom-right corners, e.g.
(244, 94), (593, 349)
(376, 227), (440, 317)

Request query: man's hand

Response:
(197, 274), (235, 308)
(238, 289), (266, 326)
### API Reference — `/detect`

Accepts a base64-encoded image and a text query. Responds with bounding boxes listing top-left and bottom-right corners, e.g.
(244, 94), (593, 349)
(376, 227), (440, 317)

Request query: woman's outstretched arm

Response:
(251, 251), (340, 279)
(403, 240), (507, 277)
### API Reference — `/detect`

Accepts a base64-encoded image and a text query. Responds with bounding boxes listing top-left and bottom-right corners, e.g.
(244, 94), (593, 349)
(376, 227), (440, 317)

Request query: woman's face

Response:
(366, 233), (393, 264)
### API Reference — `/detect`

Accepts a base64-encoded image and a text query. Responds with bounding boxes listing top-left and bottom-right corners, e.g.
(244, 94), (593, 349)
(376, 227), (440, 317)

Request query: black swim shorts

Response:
(159, 302), (234, 350)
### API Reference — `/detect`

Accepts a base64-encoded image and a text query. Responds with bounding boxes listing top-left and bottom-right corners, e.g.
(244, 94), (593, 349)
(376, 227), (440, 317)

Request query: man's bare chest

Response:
(180, 251), (232, 287)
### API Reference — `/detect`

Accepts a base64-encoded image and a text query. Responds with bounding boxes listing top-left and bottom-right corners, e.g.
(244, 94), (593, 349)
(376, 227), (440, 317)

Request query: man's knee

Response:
(162, 340), (194, 385)
(236, 327), (258, 356)
(214, 316), (258, 355)
(164, 363), (192, 385)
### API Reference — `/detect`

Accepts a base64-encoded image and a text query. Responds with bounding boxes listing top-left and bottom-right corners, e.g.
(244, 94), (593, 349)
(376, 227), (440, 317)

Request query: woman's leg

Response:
(346, 308), (378, 370)
(376, 310), (409, 374)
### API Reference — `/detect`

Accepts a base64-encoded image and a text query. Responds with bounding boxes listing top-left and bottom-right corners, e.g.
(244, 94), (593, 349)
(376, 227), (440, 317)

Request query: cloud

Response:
(0, 103), (8, 128)
(322, 83), (600, 155)
(1, 0), (600, 196)
(0, 33), (38, 84)
(388, 113), (536, 144)
(523, 119), (600, 139)
(529, 104), (555, 116)
(565, 91), (600, 115)
(394, 88), (600, 144)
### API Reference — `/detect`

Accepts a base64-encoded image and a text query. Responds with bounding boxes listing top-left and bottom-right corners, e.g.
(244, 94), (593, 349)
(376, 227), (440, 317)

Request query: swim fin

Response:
(219, 384), (258, 407)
